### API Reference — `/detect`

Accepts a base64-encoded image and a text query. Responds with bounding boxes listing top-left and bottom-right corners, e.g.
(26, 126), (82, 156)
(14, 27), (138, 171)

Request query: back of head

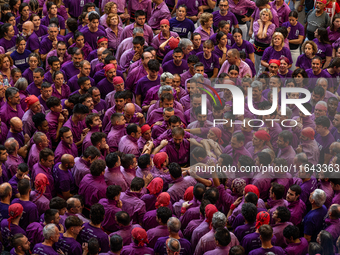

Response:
(193, 183), (206, 201)
(44, 209), (59, 224)
(259, 225), (273, 242)
(214, 228), (231, 247)
(65, 215), (83, 230)
(115, 211), (130, 226)
(167, 217), (181, 233)
(49, 197), (67, 210)
(17, 179), (30, 196)
(88, 238), (100, 255)
(90, 203), (105, 225)
(168, 162), (182, 179)
(110, 235), (123, 253)
(241, 203), (257, 223)
(130, 177), (145, 191)
(90, 159), (106, 176)
(229, 245), (245, 255)
(203, 187), (219, 205)
(157, 206), (172, 225)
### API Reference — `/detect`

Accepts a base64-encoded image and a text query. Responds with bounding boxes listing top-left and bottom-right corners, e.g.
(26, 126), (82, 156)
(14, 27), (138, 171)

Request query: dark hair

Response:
(132, 35), (145, 46)
(156, 206), (172, 224)
(84, 146), (101, 160)
(106, 185), (122, 200)
(90, 159), (106, 176)
(148, 59), (160, 72)
(187, 54), (199, 64)
(130, 177), (144, 191)
(271, 182), (285, 199)
(308, 242), (323, 255)
(257, 152), (272, 165)
(245, 192), (258, 205)
(241, 203), (257, 223)
(90, 132), (107, 147)
(106, 152), (120, 168)
(46, 96), (61, 109)
(169, 162), (182, 179)
(44, 209), (59, 223)
(110, 235), (123, 253)
(228, 64), (239, 74)
(283, 225), (300, 240)
(315, 116), (331, 128)
(317, 27), (330, 44)
(65, 215), (83, 229)
(90, 203), (105, 225)
(135, 10), (146, 19)
(203, 187), (219, 205)
(276, 206), (291, 222)
(47, 56), (60, 66)
(66, 18), (78, 33)
(258, 225), (273, 242)
(214, 228), (231, 246)
(229, 245), (245, 255)
(194, 183), (206, 201)
(39, 148), (54, 161)
(138, 154), (151, 169)
(17, 163), (28, 173)
(121, 154), (135, 169)
(126, 124), (139, 135)
(49, 197), (67, 210)
(116, 211), (130, 226)
(17, 179), (30, 195)
(88, 238), (100, 255)
(88, 12), (100, 22)
(289, 10), (298, 19)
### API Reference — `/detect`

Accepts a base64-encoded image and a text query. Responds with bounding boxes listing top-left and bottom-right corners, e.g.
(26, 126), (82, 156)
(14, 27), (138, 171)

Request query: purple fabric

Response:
(194, 26), (214, 44)
(167, 176), (196, 205)
(8, 175), (19, 198)
(98, 198), (122, 232)
(272, 221), (293, 248)
(121, 243), (154, 255)
(27, 144), (41, 172)
(270, 1), (291, 26)
(303, 205), (328, 242)
(284, 237), (309, 255)
(67, 75), (95, 92)
(26, 222), (44, 249)
(0, 103), (24, 128)
(39, 35), (65, 55)
(315, 132), (335, 164)
(109, 224), (141, 246)
(53, 163), (76, 195)
(54, 140), (78, 164)
(107, 125), (127, 152)
(0, 218), (26, 249)
(296, 54), (312, 70)
(11, 198), (39, 230)
(4, 154), (25, 179)
(118, 135), (140, 159)
(61, 62), (80, 82)
(51, 83), (71, 100)
(262, 46), (292, 65)
(32, 162), (55, 199)
(287, 199), (306, 226)
(218, 60), (252, 78)
(318, 180), (334, 208)
(78, 222), (110, 253)
(120, 23), (153, 45)
(232, 40), (255, 58)
(169, 17), (195, 39)
(154, 236), (191, 255)
(212, 10), (238, 28)
(6, 131), (24, 148)
(63, 117), (86, 144)
(79, 174), (107, 207)
(30, 190), (50, 216)
(127, 0), (152, 20)
(241, 232), (277, 254)
(120, 190), (146, 225)
(32, 243), (59, 255)
(313, 38), (332, 60)
(0, 36), (17, 53)
(253, 21), (275, 44)
(249, 246), (284, 255)
(55, 233), (82, 255)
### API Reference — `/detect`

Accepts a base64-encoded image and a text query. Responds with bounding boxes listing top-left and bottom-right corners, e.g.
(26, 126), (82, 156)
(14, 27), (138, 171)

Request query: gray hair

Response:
(316, 101), (327, 109)
(5, 87), (19, 101)
(133, 27), (144, 35)
(212, 211), (227, 230)
(294, 153), (308, 164)
(161, 72), (174, 82)
(178, 38), (193, 49)
(261, 148), (275, 161)
(167, 238), (181, 253)
(167, 217), (181, 233)
(14, 78), (28, 91)
(158, 85), (173, 97)
(311, 189), (326, 207)
(331, 142), (340, 154)
(33, 132), (46, 144)
(251, 80), (263, 91)
(43, 224), (58, 240)
(5, 138), (17, 154)
(48, 23), (58, 29)
(316, 77), (328, 87)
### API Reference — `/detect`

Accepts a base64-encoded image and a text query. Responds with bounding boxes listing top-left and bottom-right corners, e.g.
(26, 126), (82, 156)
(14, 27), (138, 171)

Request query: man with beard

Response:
(61, 48), (84, 81)
(67, 60), (95, 92)
(118, 124), (142, 159)
(163, 48), (188, 75)
(97, 64), (117, 98)
(22, 21), (39, 53)
(71, 77), (91, 96)
(38, 83), (53, 113)
(44, 57), (65, 84)
(27, 69), (45, 97)
(304, 0), (330, 39)
(81, 12), (107, 50)
(88, 87), (107, 119)
(107, 113), (127, 153)
(45, 41), (71, 71)
(79, 93), (96, 114)
(11, 233), (31, 255)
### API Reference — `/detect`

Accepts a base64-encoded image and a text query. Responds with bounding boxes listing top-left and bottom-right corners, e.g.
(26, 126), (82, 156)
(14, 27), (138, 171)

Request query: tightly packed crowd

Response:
(0, 0), (340, 254)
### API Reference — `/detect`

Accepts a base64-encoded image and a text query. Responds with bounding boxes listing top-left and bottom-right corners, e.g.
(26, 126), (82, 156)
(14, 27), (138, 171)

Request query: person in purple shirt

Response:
(0, 24), (16, 54)
(212, 0), (239, 29)
(31, 148), (56, 199)
(169, 6), (195, 38)
(61, 48), (84, 81)
(67, 60), (94, 92)
(223, 132), (252, 167)
(27, 68), (44, 97)
(8, 163), (28, 199)
(97, 64), (116, 98)
(324, 204), (340, 244)
(286, 184), (306, 226)
(120, 227), (154, 255)
(154, 217), (192, 255)
(53, 155), (76, 199)
(249, 225), (284, 255)
(283, 225), (309, 255)
(163, 48), (189, 75)
(78, 203), (110, 253)
(0, 87), (24, 128)
(6, 117), (26, 149)
(10, 233), (31, 255)
(118, 124), (142, 159)
(81, 12), (107, 50)
(54, 127), (78, 164)
(78, 159), (107, 207)
(0, 182), (11, 223)
(98, 185), (122, 233)
(4, 138), (25, 180)
(234, 203), (257, 242)
(38, 82), (53, 112)
(27, 132), (49, 172)
(39, 23), (64, 62)
(303, 189), (328, 242)
(204, 228), (235, 255)
(88, 87), (107, 119)
(41, 2), (65, 35)
(11, 179), (39, 230)
(315, 115), (335, 164)
(54, 215), (83, 255)
(32, 224), (60, 255)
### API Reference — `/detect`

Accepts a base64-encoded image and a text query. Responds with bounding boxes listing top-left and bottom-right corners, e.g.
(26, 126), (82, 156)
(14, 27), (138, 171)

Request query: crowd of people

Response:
(0, 0), (339, 254)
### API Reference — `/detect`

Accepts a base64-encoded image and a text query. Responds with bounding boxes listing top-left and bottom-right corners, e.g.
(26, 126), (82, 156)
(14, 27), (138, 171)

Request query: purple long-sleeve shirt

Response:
(11, 198), (39, 230)
(32, 162), (55, 200)
(79, 174), (107, 207)
(0, 103), (24, 128)
(4, 154), (25, 179)
(120, 190), (146, 225)
(120, 23), (153, 45)
(78, 222), (110, 253)
(54, 140), (78, 164)
(98, 198), (122, 232)
(104, 166), (129, 192)
(118, 135), (140, 159)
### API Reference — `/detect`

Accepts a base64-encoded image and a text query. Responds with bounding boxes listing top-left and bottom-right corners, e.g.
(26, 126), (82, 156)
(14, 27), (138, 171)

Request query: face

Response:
(261, 11), (270, 22)
(252, 87), (261, 100)
(312, 59), (321, 72)
(89, 19), (99, 30)
(269, 63), (279, 74)
(279, 60), (288, 72)
(304, 43), (314, 56)
(110, 5), (118, 13)
(110, 15), (119, 26)
(269, 77), (280, 88)
(205, 18), (213, 28)
(288, 16), (297, 26)
(192, 35), (202, 47)
(228, 70), (239, 79)
(163, 110), (174, 122)
(57, 44), (66, 57)
(192, 97), (201, 108)
(135, 15), (146, 26)
(81, 80), (91, 92)
(160, 24), (169, 34)
(182, 45), (193, 55)
(116, 115), (126, 125)
(115, 98), (125, 110)
(92, 116), (102, 128)
(41, 87), (52, 99)
(22, 24), (32, 37)
(32, 16), (40, 27)
(203, 45), (213, 55)
(114, 82), (124, 92)
(51, 103), (62, 113)
(91, 89), (101, 104)
(8, 17), (16, 27)
(133, 44), (143, 55)
(142, 129), (152, 141)
(149, 70), (158, 80)
(230, 136), (242, 149)
(2, 57), (11, 69)
(134, 127), (142, 139)
(314, 107), (326, 118)
(51, 61), (60, 72)
(196, 113), (207, 123)
(177, 7), (186, 19)
(29, 57), (38, 69)
(162, 99), (174, 108)
(252, 135), (263, 147)
(72, 54), (84, 68)
(207, 130), (217, 141)
(48, 27), (58, 40)
(19, 236), (30, 252)
(173, 134), (184, 145)
(39, 120), (49, 133)
(11, 121), (23, 133)
(273, 36), (282, 47)
(10, 92), (21, 105)
(170, 122), (181, 130)
(277, 136), (287, 148)
(82, 97), (94, 110)
(54, 73), (64, 86)
(0, 150), (8, 162)
(173, 52), (183, 65)
(212, 107), (223, 118)
(42, 155), (54, 168)
(75, 35), (84, 47)
(316, 1), (325, 10)
(219, 1), (229, 12)
(233, 32), (242, 44)
(328, 100), (338, 113)
(195, 66), (205, 76)
(226, 51), (236, 64)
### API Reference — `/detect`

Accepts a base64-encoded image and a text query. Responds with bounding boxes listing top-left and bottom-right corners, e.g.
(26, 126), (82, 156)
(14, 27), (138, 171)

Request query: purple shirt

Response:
(4, 154), (25, 179)
(118, 135), (140, 159)
(167, 176), (196, 205)
(61, 62), (80, 82)
(270, 1), (291, 26)
(109, 224), (141, 246)
(104, 166), (129, 192)
(78, 222), (110, 253)
(303, 205), (328, 242)
(249, 246), (284, 255)
(63, 117), (86, 144)
(54, 140), (78, 163)
(218, 60), (252, 78)
(53, 163), (76, 195)
(197, 52), (220, 74)
(148, 1), (171, 29)
(120, 190), (146, 225)
(27, 144), (41, 172)
(33, 243), (59, 255)
(51, 83), (71, 100)
(176, 0), (202, 16)
(284, 237), (309, 255)
(232, 40), (255, 58)
(162, 60), (188, 75)
(26, 222), (44, 249)
(79, 174), (107, 207)
(80, 27), (107, 50)
(41, 15), (65, 30)
(296, 54), (312, 70)
(121, 242), (154, 255)
(120, 23), (153, 45)
(0, 218), (26, 249)
(169, 17), (195, 38)
(67, 75), (95, 92)
(32, 162), (55, 199)
(55, 234), (82, 255)
(253, 21), (275, 44)
(11, 198), (39, 230)
(212, 10), (238, 28)
(0, 36), (17, 53)
(313, 38), (333, 60)
(262, 46), (293, 64)
(154, 236), (191, 255)
(315, 131), (335, 164)
(30, 190), (49, 216)
(98, 198), (122, 232)
(242, 232), (277, 254)
(194, 26), (214, 43)
(39, 35), (64, 55)
(0, 103), (24, 128)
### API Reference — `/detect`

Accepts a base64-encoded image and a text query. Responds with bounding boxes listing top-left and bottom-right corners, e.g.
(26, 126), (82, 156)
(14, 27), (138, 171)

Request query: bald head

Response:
(97, 47), (106, 55)
(124, 103), (135, 114)
(0, 183), (12, 200)
(330, 142), (340, 156)
(4, 138), (19, 154)
(10, 117), (23, 134)
(61, 154), (75, 169)
(67, 197), (81, 213)
(23, 21), (34, 32)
